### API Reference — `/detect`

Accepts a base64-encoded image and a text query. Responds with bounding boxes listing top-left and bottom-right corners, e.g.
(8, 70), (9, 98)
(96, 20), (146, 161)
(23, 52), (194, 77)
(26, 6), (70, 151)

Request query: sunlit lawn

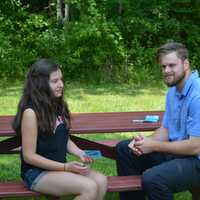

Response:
(0, 81), (192, 199)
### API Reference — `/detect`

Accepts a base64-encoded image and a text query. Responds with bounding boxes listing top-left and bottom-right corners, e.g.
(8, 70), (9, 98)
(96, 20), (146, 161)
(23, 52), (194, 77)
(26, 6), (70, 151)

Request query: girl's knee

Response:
(92, 173), (107, 200)
(81, 179), (98, 198)
(89, 172), (107, 191)
(96, 174), (107, 190)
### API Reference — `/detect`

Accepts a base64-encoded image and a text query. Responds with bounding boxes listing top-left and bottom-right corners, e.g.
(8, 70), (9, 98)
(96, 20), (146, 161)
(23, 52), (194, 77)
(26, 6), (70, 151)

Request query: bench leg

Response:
(47, 197), (60, 200)
(190, 187), (200, 200)
(28, 196), (60, 200)
(34, 196), (59, 200)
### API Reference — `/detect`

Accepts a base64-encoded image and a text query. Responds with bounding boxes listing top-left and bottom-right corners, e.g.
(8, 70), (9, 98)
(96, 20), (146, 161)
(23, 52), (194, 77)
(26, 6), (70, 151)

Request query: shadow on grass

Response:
(0, 80), (167, 101)
(0, 81), (22, 97)
(65, 81), (167, 100)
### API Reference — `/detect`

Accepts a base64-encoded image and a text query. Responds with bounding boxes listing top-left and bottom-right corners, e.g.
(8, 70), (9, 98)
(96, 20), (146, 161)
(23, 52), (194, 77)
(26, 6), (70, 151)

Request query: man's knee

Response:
(142, 167), (169, 191)
(142, 169), (174, 200)
(142, 170), (152, 191)
(116, 140), (130, 157)
(142, 167), (163, 190)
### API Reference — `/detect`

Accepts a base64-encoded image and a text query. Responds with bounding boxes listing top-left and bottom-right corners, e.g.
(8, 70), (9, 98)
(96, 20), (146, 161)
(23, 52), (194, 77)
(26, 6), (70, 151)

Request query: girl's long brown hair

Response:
(12, 58), (70, 135)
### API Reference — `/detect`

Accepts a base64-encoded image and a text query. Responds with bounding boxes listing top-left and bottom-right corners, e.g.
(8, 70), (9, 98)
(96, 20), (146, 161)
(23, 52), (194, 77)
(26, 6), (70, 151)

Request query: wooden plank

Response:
(0, 111), (163, 136)
(0, 176), (142, 198)
(96, 140), (120, 147)
(0, 182), (59, 199)
(0, 182), (40, 198)
(0, 136), (21, 154)
(70, 136), (118, 159)
(0, 136), (119, 155)
(0, 116), (14, 136)
(107, 176), (142, 192)
(70, 111), (163, 134)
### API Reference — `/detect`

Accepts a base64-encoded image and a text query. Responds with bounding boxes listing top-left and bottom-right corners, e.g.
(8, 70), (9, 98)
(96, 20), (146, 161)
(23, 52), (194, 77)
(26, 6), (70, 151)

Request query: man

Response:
(116, 42), (200, 200)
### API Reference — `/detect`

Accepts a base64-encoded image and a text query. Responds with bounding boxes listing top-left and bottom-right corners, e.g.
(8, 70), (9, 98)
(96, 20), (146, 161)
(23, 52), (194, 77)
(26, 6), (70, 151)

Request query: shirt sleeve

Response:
(187, 96), (200, 137)
(162, 92), (169, 129)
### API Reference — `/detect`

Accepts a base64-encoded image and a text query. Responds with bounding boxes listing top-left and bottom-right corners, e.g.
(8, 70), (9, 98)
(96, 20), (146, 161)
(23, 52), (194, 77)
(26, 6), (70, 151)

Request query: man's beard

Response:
(164, 71), (185, 87)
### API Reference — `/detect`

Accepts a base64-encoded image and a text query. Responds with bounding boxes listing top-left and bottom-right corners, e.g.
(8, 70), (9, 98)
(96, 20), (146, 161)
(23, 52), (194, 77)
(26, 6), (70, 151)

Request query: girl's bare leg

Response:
(86, 170), (107, 200)
(33, 171), (98, 200)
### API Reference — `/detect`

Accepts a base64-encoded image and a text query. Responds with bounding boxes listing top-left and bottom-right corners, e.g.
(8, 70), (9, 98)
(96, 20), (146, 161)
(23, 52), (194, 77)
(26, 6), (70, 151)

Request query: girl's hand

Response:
(80, 154), (93, 164)
(64, 161), (90, 175)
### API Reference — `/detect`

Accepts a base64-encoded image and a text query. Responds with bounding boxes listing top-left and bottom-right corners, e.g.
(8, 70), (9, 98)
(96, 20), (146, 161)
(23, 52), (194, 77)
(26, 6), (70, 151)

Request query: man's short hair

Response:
(157, 42), (189, 62)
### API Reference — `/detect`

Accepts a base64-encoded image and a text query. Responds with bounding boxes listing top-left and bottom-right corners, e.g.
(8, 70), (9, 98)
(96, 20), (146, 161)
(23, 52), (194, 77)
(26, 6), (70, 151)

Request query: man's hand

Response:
(129, 134), (157, 156)
(134, 136), (157, 155)
(128, 134), (144, 156)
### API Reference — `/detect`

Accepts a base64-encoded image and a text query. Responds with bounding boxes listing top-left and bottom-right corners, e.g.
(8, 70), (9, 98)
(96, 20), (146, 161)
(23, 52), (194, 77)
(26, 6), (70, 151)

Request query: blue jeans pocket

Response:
(23, 168), (43, 189)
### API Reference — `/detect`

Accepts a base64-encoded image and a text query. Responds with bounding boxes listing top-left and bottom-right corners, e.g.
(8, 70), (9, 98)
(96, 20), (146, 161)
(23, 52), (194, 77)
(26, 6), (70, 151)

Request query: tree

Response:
(57, 0), (69, 25)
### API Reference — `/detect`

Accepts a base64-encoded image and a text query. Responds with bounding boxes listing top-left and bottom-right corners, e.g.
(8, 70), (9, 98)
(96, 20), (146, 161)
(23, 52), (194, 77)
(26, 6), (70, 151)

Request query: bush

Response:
(0, 0), (200, 83)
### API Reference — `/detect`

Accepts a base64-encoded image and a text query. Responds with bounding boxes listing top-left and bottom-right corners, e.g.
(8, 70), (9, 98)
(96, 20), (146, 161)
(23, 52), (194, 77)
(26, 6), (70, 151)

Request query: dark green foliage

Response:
(0, 0), (200, 83)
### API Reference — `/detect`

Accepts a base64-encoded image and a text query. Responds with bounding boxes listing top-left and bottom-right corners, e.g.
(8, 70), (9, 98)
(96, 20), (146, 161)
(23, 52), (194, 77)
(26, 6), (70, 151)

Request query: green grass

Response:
(0, 81), (167, 115)
(0, 81), (192, 199)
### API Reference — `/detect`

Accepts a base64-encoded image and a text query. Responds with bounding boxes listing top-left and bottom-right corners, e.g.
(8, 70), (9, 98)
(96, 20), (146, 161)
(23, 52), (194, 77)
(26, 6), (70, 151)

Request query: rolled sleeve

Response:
(187, 96), (200, 137)
(162, 112), (168, 129)
(162, 94), (170, 129)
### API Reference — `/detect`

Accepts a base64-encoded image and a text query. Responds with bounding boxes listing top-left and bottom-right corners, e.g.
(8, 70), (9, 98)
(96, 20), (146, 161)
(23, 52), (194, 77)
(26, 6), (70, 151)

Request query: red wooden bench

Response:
(0, 111), (199, 200)
(0, 176), (141, 199)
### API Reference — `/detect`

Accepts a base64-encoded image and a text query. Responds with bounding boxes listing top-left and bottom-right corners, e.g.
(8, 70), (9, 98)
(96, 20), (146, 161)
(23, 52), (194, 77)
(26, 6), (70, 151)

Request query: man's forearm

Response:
(149, 127), (169, 142)
(154, 137), (200, 156)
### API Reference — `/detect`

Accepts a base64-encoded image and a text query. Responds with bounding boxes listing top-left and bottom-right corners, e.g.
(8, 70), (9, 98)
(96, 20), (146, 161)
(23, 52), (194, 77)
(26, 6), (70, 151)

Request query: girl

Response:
(13, 59), (107, 199)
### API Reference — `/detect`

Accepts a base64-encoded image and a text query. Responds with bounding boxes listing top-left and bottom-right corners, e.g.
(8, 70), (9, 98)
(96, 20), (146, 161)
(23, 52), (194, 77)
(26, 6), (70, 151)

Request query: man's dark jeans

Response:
(116, 140), (200, 200)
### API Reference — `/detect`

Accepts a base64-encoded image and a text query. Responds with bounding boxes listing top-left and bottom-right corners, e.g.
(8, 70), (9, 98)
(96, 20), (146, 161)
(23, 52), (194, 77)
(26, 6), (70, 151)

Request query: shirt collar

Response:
(175, 70), (199, 99)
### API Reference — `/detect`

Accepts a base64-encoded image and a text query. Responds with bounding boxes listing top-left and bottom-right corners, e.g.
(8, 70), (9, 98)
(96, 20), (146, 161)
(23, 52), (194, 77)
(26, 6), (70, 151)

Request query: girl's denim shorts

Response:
(22, 168), (48, 190)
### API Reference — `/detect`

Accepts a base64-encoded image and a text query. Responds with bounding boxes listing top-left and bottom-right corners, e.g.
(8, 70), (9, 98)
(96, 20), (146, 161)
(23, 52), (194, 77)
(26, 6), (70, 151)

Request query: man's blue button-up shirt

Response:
(162, 70), (200, 159)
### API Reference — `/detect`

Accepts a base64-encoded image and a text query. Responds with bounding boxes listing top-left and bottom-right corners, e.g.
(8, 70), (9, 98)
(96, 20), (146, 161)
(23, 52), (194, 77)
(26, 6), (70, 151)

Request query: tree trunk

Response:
(63, 3), (69, 22)
(56, 0), (69, 25)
